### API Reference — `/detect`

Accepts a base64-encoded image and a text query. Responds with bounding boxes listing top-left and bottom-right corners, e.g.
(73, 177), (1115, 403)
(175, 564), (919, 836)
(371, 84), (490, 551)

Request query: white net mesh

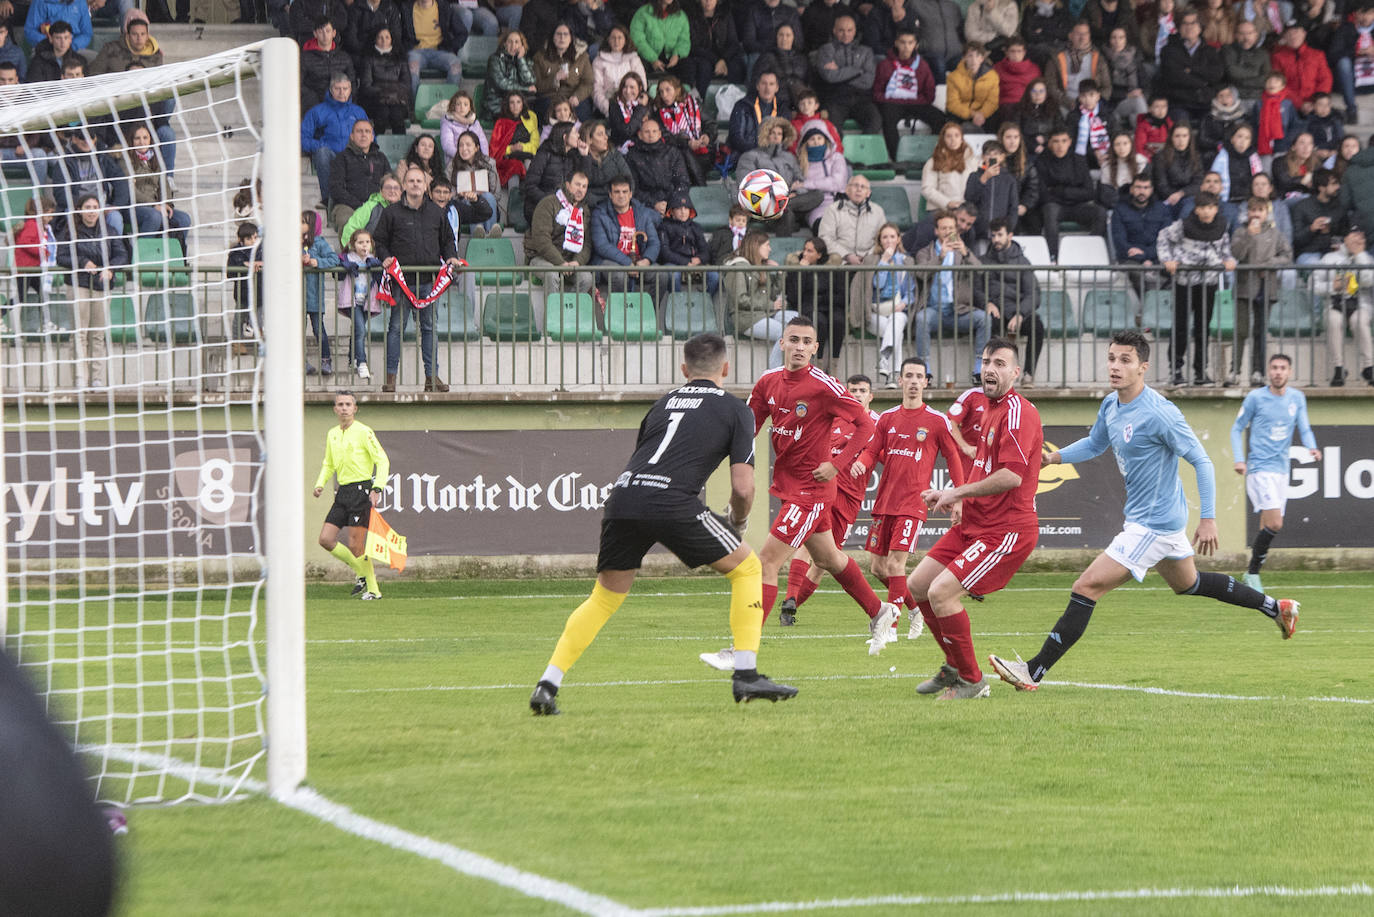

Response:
(1, 46), (276, 804)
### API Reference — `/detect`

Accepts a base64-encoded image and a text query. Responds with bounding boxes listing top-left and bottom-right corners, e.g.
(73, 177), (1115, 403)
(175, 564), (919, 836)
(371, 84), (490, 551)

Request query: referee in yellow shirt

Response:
(314, 391), (391, 599)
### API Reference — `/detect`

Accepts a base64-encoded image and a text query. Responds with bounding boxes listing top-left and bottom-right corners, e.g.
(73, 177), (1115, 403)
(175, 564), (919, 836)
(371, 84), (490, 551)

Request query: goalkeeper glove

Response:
(723, 507), (748, 533)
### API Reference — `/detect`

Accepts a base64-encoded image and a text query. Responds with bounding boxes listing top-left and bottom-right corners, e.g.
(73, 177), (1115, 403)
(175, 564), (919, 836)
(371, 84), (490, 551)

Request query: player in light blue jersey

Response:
(1230, 354), (1320, 593)
(989, 331), (1301, 691)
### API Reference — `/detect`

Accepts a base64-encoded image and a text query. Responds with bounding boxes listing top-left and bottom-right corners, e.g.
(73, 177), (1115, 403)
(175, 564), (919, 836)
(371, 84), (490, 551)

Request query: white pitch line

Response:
(334, 672), (1373, 706)
(89, 745), (638, 917)
(635, 882), (1374, 916)
(443, 583), (1374, 601)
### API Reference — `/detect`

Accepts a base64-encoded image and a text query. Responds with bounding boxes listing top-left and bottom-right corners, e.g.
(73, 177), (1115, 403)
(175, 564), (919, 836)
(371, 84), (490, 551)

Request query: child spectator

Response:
(227, 222), (263, 356)
(540, 97), (580, 142)
(797, 120), (850, 227)
(301, 210), (340, 376)
(946, 41), (999, 131)
(1072, 80), (1110, 167)
(336, 228), (383, 382)
(430, 178), (463, 249)
(994, 36), (1041, 113)
(1255, 71), (1299, 156)
(440, 89), (488, 167)
(1305, 93), (1344, 162)
(491, 90), (541, 188)
(963, 139), (1019, 239)
(1199, 85), (1250, 154)
(1134, 94), (1172, 161)
(1229, 195), (1292, 386)
(12, 196), (59, 311)
(658, 189), (719, 295)
(790, 90), (843, 155)
(709, 204), (749, 265)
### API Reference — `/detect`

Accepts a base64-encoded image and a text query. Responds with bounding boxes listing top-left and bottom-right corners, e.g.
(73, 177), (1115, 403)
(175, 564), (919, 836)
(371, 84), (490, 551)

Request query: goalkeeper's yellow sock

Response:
(362, 557), (380, 596)
(547, 583), (628, 677)
(725, 551), (763, 671)
(329, 543), (364, 576)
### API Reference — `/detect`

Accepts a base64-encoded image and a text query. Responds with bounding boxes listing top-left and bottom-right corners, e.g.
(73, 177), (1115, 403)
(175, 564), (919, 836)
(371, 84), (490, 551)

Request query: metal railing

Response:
(0, 261), (1361, 397)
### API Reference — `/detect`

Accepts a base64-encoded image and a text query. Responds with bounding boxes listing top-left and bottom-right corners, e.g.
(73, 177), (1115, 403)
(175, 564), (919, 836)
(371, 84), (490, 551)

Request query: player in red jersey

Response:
(855, 357), (967, 645)
(777, 374), (880, 628)
(906, 337), (1043, 699)
(700, 317), (900, 671)
(944, 384), (987, 478)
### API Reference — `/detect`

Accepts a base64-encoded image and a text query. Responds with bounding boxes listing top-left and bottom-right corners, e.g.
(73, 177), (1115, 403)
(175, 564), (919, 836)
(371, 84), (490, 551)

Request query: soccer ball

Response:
(737, 168), (790, 220)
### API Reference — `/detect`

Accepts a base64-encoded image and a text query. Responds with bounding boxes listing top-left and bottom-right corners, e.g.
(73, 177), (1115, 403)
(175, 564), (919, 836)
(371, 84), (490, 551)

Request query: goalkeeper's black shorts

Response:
(596, 509), (742, 572)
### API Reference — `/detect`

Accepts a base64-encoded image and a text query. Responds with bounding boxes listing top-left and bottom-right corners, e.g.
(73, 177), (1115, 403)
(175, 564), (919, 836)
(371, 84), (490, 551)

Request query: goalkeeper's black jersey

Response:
(603, 380), (756, 520)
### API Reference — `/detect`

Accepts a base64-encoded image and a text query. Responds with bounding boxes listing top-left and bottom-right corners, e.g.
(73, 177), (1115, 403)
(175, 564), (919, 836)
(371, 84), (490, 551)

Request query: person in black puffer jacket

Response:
(624, 118), (691, 213)
(301, 18), (357, 111)
(658, 188), (719, 297)
(524, 122), (586, 223)
(1032, 127), (1106, 259)
(54, 193), (131, 389)
(357, 26), (412, 135)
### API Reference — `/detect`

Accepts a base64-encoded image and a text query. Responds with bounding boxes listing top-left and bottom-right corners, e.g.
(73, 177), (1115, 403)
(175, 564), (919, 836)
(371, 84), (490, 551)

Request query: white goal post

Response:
(0, 39), (305, 803)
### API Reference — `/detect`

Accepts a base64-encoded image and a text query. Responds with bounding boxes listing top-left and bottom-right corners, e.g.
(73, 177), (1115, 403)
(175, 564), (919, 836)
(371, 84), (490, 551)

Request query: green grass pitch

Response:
(102, 571), (1373, 916)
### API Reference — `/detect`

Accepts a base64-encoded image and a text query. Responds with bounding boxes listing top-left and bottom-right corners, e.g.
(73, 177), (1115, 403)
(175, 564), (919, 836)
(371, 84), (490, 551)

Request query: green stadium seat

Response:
(1142, 289), (1174, 335)
(661, 291), (720, 339)
(414, 83), (452, 130)
(1209, 287), (1236, 336)
(482, 292), (541, 341)
(143, 291), (201, 344)
(868, 185), (913, 229)
(19, 299), (75, 341)
(896, 134), (938, 174)
(376, 133), (411, 165)
(506, 186), (529, 233)
(135, 237), (190, 288)
(843, 134), (895, 180)
(2, 184), (39, 222)
(108, 294), (139, 344)
(1268, 289), (1318, 337)
(1038, 290), (1077, 337)
(1080, 289), (1134, 337)
(462, 35), (499, 78)
(544, 292), (601, 341)
(768, 234), (810, 263)
(690, 185), (733, 232)
(433, 290), (481, 341)
(606, 291), (657, 341)
(464, 237), (518, 287)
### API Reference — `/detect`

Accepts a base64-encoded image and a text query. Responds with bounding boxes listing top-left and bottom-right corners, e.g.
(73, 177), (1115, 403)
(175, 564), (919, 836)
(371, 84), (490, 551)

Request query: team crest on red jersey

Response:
(916, 428), (928, 441)
(795, 401), (809, 418)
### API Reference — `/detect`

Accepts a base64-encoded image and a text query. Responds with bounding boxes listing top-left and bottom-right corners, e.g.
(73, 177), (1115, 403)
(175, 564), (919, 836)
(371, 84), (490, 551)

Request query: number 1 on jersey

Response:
(646, 412), (685, 464)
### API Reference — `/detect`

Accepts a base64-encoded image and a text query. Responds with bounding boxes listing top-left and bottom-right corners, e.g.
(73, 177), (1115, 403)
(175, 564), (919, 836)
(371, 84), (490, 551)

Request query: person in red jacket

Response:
(993, 35), (1041, 111)
(1270, 23), (1332, 115)
(872, 29), (946, 159)
(1134, 93), (1173, 161)
(12, 194), (59, 307)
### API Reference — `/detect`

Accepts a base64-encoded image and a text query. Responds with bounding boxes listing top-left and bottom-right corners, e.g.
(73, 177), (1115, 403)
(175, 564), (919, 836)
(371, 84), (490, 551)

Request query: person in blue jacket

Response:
(300, 74), (369, 206)
(591, 176), (661, 296)
(301, 210), (341, 375)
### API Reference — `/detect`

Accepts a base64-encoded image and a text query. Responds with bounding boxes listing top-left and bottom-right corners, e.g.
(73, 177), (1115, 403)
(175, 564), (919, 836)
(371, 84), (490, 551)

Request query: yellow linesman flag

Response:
(365, 509), (408, 572)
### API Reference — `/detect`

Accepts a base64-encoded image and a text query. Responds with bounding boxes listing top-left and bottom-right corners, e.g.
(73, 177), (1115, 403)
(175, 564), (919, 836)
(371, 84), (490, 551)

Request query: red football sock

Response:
(784, 559), (810, 600)
(886, 576), (912, 609)
(794, 575), (819, 607)
(833, 557), (881, 618)
(916, 601), (943, 644)
(761, 582), (778, 624)
(940, 609), (983, 682)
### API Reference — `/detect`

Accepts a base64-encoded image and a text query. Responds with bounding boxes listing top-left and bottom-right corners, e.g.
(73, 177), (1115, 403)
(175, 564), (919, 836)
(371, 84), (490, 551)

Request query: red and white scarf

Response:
(658, 95), (701, 138)
(555, 189), (585, 252)
(377, 260), (462, 308)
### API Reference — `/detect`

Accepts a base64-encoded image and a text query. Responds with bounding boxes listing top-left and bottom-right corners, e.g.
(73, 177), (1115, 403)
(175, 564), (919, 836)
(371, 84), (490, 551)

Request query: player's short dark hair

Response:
(683, 333), (728, 374)
(846, 374), (872, 387)
(785, 314), (816, 331)
(988, 217), (1012, 234)
(334, 389), (357, 401)
(1111, 330), (1150, 362)
(900, 357), (928, 375)
(984, 336), (1020, 363)
(1269, 352), (1292, 367)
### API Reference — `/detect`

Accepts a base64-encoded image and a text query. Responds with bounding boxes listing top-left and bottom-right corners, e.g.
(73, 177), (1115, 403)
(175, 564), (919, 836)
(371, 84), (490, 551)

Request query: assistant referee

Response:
(314, 390), (391, 599)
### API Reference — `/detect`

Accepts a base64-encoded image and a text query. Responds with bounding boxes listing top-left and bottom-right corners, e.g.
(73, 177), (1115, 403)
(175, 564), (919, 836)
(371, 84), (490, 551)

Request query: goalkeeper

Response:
(313, 390), (390, 600)
(529, 334), (797, 715)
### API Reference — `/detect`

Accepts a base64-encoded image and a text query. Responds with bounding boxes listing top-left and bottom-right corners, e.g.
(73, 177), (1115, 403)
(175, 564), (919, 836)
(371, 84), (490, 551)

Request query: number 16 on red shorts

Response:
(925, 526), (1038, 597)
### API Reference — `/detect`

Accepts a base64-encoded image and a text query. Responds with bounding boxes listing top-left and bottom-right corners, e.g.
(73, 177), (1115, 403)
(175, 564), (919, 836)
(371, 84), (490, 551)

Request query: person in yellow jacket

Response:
(314, 390), (391, 599)
(946, 42), (1000, 129)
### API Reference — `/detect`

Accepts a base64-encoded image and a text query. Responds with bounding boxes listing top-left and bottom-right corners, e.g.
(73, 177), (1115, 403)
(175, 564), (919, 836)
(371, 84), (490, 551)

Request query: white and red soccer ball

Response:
(737, 168), (790, 220)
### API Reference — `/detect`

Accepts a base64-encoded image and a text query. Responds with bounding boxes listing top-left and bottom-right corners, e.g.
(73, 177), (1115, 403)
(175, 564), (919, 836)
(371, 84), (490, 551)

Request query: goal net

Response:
(0, 40), (305, 804)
